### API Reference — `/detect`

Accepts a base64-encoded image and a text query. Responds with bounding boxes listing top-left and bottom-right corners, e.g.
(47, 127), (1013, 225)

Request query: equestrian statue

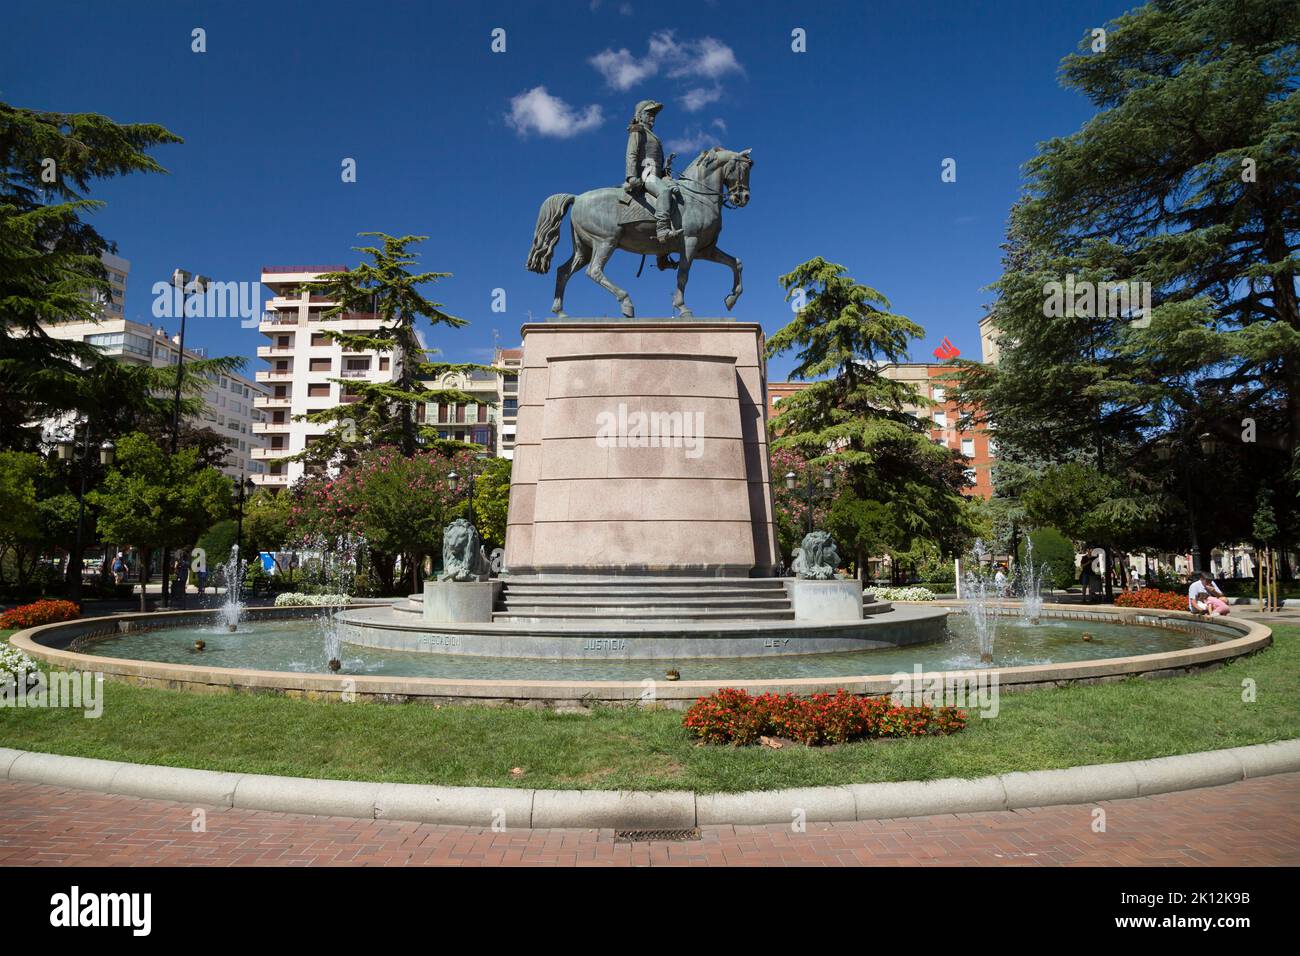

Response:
(525, 98), (752, 319)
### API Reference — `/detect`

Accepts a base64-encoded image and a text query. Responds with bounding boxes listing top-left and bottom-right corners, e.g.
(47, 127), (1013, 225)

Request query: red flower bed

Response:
(0, 599), (81, 630)
(683, 687), (967, 746)
(1114, 588), (1187, 611)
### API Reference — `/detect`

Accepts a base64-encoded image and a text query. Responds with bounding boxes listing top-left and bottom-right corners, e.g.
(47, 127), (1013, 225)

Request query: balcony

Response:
(341, 369), (371, 378)
(252, 421), (290, 434)
(257, 345), (295, 358)
(252, 446), (293, 460)
(262, 264), (349, 275)
(253, 396), (292, 410)
(256, 370), (294, 383)
(252, 472), (289, 486)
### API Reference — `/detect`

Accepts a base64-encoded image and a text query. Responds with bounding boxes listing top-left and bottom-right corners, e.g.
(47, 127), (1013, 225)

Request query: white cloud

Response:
(681, 86), (723, 112)
(589, 48), (657, 91)
(711, 117), (727, 131)
(506, 87), (604, 138)
(667, 126), (720, 154)
(590, 31), (743, 92)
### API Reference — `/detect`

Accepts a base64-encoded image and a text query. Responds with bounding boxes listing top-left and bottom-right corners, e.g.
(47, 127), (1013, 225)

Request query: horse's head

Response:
(683, 146), (753, 207)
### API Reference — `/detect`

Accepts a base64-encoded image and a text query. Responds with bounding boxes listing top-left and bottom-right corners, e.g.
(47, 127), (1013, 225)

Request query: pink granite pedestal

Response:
(503, 320), (779, 577)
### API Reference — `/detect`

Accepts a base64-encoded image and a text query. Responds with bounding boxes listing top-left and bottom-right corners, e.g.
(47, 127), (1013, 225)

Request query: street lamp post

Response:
(784, 468), (834, 535)
(447, 455), (491, 528)
(161, 269), (208, 608)
(56, 423), (115, 605)
(234, 474), (255, 557)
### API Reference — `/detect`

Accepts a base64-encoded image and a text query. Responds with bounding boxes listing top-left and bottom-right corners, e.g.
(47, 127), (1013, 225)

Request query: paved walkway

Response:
(1, 772), (1296, 866)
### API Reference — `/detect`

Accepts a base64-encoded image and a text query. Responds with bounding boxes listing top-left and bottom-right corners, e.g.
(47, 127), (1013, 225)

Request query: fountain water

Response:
(217, 545), (247, 632)
(961, 539), (998, 663)
(1018, 536), (1046, 626)
(318, 608), (343, 672)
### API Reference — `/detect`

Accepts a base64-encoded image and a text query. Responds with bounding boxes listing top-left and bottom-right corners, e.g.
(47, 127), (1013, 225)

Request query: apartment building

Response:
(494, 346), (521, 458)
(420, 368), (500, 450)
(253, 265), (399, 487)
(40, 306), (268, 481)
(876, 363), (996, 499)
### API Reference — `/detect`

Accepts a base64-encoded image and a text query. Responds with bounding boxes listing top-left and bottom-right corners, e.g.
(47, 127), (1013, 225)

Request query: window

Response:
(504, 398), (518, 416)
(933, 411), (947, 428)
(274, 385), (287, 397)
(932, 387), (945, 402)
(311, 333), (331, 347)
(379, 356), (390, 371)
(963, 467), (977, 483)
(961, 438), (975, 457)
(477, 405), (487, 423)
(437, 404), (448, 423)
(987, 437), (998, 456)
(277, 335), (290, 348)
(308, 383), (330, 397)
(309, 358), (331, 372)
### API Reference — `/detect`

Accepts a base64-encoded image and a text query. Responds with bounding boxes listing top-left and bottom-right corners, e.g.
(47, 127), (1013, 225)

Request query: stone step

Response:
(493, 608), (796, 622)
(499, 595), (791, 609)
(499, 576), (787, 589)
(501, 586), (786, 599)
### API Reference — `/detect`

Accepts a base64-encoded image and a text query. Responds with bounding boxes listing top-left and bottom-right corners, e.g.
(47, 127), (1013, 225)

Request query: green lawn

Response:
(1, 626), (1296, 793)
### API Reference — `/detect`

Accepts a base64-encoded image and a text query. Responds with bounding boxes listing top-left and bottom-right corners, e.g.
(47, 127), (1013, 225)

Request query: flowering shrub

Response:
(0, 643), (39, 687)
(683, 688), (966, 746)
(0, 599), (80, 630)
(866, 586), (937, 602)
(1114, 588), (1187, 611)
(273, 592), (351, 607)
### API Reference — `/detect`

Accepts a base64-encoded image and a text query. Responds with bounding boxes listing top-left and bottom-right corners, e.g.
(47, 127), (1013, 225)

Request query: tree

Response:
(0, 451), (44, 590)
(243, 490), (295, 577)
(1018, 527), (1078, 592)
(0, 101), (181, 450)
(288, 447), (473, 595)
(767, 258), (973, 580)
(90, 433), (232, 609)
(955, 0), (1300, 582)
(472, 456), (512, 551)
(294, 233), (492, 468)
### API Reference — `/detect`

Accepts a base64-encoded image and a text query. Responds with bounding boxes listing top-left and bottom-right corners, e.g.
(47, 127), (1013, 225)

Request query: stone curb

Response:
(2, 739), (1297, 828)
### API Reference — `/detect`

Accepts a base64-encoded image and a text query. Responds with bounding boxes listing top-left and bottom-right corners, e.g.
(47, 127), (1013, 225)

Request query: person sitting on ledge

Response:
(1188, 570), (1230, 616)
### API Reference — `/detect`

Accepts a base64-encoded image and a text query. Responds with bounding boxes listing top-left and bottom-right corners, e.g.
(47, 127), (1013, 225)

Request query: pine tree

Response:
(294, 233), (494, 469)
(767, 257), (973, 577)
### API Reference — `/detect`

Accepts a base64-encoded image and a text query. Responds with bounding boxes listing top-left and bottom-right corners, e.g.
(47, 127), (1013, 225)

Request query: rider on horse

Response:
(624, 99), (682, 246)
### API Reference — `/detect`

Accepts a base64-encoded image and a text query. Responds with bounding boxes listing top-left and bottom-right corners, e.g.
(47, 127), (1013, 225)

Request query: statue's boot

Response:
(656, 254), (678, 270)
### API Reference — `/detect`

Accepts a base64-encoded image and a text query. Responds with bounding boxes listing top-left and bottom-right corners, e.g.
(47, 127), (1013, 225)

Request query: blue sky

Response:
(4, 0), (1133, 378)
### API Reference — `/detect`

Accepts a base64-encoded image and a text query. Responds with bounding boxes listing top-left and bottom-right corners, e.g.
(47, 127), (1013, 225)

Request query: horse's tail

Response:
(525, 193), (576, 274)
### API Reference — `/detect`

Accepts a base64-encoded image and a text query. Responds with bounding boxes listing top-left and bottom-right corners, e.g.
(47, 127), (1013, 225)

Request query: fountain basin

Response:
(8, 604), (1271, 708)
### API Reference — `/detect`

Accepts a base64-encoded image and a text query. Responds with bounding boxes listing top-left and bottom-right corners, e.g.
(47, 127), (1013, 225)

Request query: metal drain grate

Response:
(614, 827), (701, 843)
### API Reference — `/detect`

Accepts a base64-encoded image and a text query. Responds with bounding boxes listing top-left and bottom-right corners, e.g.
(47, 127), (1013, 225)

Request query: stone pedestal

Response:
(783, 579), (864, 622)
(422, 580), (501, 623)
(503, 320), (779, 576)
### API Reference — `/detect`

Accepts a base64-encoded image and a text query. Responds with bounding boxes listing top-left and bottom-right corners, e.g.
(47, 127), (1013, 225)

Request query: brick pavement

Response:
(0, 772), (1296, 866)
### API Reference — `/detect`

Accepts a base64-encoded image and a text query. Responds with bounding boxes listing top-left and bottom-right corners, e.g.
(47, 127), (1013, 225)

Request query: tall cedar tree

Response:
(295, 233), (494, 468)
(0, 101), (183, 449)
(955, 0), (1300, 569)
(767, 258), (972, 574)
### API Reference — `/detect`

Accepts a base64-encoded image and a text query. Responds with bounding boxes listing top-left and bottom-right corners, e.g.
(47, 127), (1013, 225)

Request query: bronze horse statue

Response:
(525, 146), (752, 318)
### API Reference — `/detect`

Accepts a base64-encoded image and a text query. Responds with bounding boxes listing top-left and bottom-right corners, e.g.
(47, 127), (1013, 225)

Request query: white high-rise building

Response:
(253, 265), (399, 487)
(38, 253), (269, 480)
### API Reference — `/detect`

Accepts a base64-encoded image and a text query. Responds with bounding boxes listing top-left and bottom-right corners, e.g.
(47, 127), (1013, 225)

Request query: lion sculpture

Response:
(791, 531), (840, 580)
(440, 518), (491, 582)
